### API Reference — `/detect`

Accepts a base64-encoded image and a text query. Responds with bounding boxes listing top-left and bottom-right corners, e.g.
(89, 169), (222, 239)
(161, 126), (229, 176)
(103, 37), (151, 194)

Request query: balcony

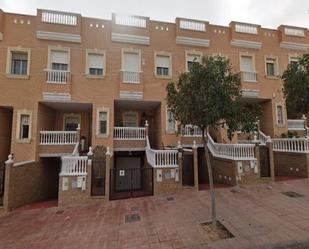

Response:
(46, 70), (70, 84)
(241, 71), (257, 83)
(113, 127), (147, 150)
(121, 71), (141, 84)
(287, 119), (306, 131)
(181, 125), (202, 137)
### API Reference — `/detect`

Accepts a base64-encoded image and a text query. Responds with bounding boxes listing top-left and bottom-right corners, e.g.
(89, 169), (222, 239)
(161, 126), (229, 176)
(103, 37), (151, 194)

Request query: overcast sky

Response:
(1, 0), (308, 29)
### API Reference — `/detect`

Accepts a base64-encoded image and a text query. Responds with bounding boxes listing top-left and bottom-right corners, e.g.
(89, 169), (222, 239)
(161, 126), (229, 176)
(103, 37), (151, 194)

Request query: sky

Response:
(1, 0), (309, 29)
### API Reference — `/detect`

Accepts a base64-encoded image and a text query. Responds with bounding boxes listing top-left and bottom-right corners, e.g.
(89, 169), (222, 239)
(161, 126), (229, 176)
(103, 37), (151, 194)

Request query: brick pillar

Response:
(266, 139), (275, 182)
(192, 140), (199, 191)
(76, 124), (81, 142)
(145, 120), (149, 137)
(105, 147), (111, 200)
(3, 154), (14, 212)
(254, 142), (261, 176)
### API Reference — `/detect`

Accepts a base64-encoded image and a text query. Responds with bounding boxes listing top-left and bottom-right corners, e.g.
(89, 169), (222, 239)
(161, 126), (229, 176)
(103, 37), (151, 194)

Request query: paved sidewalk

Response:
(1, 179), (309, 249)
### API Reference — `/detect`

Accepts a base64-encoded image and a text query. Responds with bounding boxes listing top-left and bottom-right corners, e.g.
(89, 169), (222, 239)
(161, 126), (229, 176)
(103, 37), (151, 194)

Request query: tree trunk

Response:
(202, 128), (217, 228)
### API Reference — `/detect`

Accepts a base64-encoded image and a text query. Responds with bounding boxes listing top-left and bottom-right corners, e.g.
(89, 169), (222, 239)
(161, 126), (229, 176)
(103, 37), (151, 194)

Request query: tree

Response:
(166, 56), (259, 228)
(282, 54), (309, 116)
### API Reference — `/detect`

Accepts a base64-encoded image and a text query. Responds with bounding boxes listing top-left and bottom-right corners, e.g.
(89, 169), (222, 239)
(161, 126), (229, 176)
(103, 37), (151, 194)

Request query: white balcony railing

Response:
(272, 138), (309, 153)
(235, 24), (258, 34)
(287, 119), (306, 130)
(46, 70), (69, 84)
(242, 71), (257, 82)
(122, 71), (140, 84)
(207, 134), (256, 160)
(40, 131), (77, 145)
(181, 125), (202, 137)
(259, 130), (270, 145)
(145, 136), (178, 168)
(113, 127), (146, 140)
(41, 11), (77, 26)
(179, 19), (206, 32)
(115, 14), (146, 28)
(60, 156), (88, 176)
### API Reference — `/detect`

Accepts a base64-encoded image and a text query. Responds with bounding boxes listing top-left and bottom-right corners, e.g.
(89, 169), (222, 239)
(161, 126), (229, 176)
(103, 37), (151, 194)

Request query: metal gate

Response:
(260, 146), (271, 177)
(182, 152), (194, 186)
(110, 167), (153, 200)
(91, 146), (106, 196)
(0, 162), (5, 206)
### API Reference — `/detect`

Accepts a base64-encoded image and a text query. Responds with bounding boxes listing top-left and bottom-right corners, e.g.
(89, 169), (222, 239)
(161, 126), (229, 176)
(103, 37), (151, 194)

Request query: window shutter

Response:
(88, 54), (103, 69)
(51, 51), (68, 64)
(240, 56), (253, 72)
(123, 53), (139, 72)
(187, 54), (200, 62)
(21, 115), (30, 125)
(156, 55), (170, 68)
(12, 52), (28, 60)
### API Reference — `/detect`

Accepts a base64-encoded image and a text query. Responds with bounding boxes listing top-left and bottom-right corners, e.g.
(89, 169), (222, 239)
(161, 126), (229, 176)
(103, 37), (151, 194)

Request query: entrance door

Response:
(182, 152), (194, 186)
(91, 146), (106, 196)
(0, 162), (5, 206)
(110, 154), (153, 200)
(260, 146), (271, 177)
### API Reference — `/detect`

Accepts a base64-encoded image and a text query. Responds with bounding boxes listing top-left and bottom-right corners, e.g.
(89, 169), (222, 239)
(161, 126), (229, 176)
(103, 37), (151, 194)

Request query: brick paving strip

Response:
(1, 179), (309, 249)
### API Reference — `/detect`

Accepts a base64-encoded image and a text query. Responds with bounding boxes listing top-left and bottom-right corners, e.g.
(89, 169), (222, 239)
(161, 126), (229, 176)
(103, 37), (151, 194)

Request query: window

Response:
(88, 53), (104, 76)
(123, 52), (139, 72)
(123, 112), (138, 127)
(50, 50), (69, 71)
(16, 110), (32, 142)
(11, 52), (28, 75)
(240, 55), (256, 82)
(276, 105), (284, 126)
(20, 114), (30, 139)
(156, 55), (170, 76)
(289, 57), (299, 68)
(64, 115), (80, 131)
(166, 109), (176, 132)
(98, 111), (107, 135)
(187, 54), (201, 71)
(265, 58), (277, 77)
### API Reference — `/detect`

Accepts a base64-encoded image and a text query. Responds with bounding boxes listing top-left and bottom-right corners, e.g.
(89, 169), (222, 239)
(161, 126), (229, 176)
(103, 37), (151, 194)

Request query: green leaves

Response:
(166, 55), (260, 137)
(282, 54), (309, 115)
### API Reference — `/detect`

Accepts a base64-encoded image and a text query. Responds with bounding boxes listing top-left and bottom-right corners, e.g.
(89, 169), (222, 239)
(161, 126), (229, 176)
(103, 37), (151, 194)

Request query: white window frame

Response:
(6, 47), (31, 77)
(185, 51), (203, 72)
(240, 53), (257, 82)
(264, 56), (279, 78)
(154, 52), (172, 78)
(275, 103), (285, 127)
(166, 108), (177, 134)
(96, 107), (110, 137)
(85, 49), (106, 78)
(16, 110), (32, 143)
(47, 46), (70, 71)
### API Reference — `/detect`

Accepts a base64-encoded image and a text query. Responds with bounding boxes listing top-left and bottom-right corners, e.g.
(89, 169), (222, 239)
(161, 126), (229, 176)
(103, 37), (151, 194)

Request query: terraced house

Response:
(0, 9), (308, 210)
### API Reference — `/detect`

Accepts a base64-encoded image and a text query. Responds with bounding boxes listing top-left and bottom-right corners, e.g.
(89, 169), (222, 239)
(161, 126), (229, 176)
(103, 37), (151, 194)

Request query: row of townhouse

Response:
(0, 9), (308, 209)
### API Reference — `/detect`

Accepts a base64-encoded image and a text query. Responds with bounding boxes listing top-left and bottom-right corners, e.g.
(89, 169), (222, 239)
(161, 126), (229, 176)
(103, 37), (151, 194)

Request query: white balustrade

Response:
(113, 127), (146, 140)
(122, 71), (140, 84)
(181, 125), (202, 137)
(207, 134), (256, 160)
(287, 119), (306, 130)
(284, 28), (304, 37)
(145, 136), (178, 168)
(235, 24), (258, 34)
(60, 156), (88, 176)
(179, 19), (205, 31)
(42, 11), (77, 26)
(115, 14), (146, 28)
(46, 70), (69, 84)
(272, 138), (309, 153)
(259, 130), (270, 144)
(242, 71), (257, 82)
(40, 131), (77, 145)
